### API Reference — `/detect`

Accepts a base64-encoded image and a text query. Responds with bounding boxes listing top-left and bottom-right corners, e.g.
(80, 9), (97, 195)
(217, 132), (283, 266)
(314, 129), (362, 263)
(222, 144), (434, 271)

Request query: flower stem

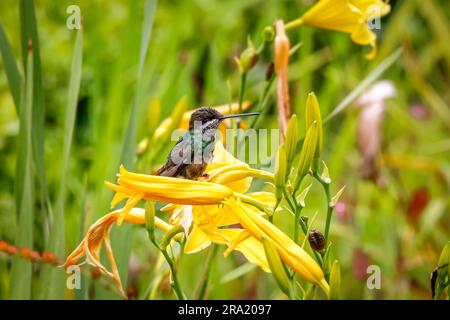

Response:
(238, 73), (247, 115)
(236, 192), (269, 214)
(161, 249), (186, 300)
(313, 172), (333, 242)
(249, 74), (275, 129)
(284, 18), (304, 30)
(249, 168), (274, 182)
(195, 244), (219, 300)
(283, 189), (307, 241)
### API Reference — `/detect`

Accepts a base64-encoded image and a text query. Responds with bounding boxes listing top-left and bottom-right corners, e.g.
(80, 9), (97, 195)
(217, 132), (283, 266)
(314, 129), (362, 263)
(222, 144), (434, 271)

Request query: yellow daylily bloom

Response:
(108, 141), (274, 225)
(65, 139), (279, 296)
(224, 197), (329, 295)
(106, 165), (234, 225)
(62, 208), (177, 298)
(286, 0), (391, 59)
(163, 191), (276, 250)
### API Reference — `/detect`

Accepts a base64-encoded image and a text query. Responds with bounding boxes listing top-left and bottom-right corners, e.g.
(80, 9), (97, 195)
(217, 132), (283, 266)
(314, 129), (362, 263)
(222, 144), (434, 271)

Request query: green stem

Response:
(250, 75), (275, 129)
(313, 172), (333, 242)
(238, 73), (247, 115)
(196, 244), (219, 300)
(284, 18), (304, 30)
(283, 189), (307, 239)
(248, 168), (274, 182)
(237, 192), (269, 214)
(161, 249), (186, 300)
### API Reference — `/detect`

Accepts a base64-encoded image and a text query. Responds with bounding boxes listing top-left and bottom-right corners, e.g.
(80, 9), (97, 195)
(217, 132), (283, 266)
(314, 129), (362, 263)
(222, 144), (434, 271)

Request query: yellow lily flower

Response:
(224, 197), (329, 296)
(107, 141), (273, 225)
(286, 0), (391, 59)
(64, 140), (281, 296)
(62, 208), (177, 298)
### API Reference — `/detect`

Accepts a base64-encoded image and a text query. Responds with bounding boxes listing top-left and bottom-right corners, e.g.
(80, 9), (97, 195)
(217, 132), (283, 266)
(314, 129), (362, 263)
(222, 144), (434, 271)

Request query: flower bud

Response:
(145, 201), (156, 243)
(308, 229), (326, 253)
(274, 144), (287, 202)
(262, 236), (290, 295)
(293, 121), (318, 190)
(263, 26), (275, 43)
(305, 92), (323, 171)
(438, 241), (450, 280)
(329, 260), (341, 300)
(285, 114), (299, 169)
(438, 241), (450, 268)
(235, 46), (259, 75)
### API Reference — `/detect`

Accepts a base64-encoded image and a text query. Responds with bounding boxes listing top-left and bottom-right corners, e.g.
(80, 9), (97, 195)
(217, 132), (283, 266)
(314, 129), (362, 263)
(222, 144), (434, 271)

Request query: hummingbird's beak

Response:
(219, 112), (260, 120)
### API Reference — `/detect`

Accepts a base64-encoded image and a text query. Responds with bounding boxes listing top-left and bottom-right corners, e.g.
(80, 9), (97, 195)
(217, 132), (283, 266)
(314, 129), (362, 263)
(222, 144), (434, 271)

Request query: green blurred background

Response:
(0, 0), (449, 299)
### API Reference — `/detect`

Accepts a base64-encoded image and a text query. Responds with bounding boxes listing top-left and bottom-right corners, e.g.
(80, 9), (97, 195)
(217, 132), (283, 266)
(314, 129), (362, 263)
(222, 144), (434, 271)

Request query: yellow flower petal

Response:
(184, 225), (212, 254)
(204, 228), (270, 272)
(224, 197), (328, 293)
(107, 165), (234, 208)
(292, 0), (390, 60)
(62, 207), (175, 297)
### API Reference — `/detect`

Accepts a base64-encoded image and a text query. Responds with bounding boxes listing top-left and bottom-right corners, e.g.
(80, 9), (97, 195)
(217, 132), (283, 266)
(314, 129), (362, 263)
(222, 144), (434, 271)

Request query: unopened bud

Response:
(235, 47), (259, 74)
(285, 114), (299, 169)
(438, 241), (450, 269)
(293, 121), (318, 190)
(262, 236), (290, 295)
(274, 144), (287, 202)
(305, 92), (323, 171)
(263, 26), (275, 43)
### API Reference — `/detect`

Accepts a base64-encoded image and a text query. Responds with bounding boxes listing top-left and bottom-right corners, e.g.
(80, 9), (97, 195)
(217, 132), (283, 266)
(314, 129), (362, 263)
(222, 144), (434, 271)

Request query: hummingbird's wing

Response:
(156, 133), (192, 177)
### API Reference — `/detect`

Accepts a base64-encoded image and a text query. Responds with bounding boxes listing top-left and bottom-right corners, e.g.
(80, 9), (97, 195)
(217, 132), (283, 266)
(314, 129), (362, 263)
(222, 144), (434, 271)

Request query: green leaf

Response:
(10, 48), (34, 300)
(324, 48), (402, 122)
(220, 263), (257, 284)
(39, 29), (83, 299)
(0, 23), (22, 112)
(19, 0), (50, 224)
(112, 0), (158, 294)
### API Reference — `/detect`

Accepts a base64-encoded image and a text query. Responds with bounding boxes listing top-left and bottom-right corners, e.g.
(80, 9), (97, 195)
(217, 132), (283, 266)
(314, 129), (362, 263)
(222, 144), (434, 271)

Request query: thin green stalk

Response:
(313, 172), (333, 242)
(196, 244), (219, 300)
(238, 73), (247, 115)
(161, 249), (186, 300)
(294, 205), (302, 244)
(250, 74), (275, 129)
(283, 190), (307, 236)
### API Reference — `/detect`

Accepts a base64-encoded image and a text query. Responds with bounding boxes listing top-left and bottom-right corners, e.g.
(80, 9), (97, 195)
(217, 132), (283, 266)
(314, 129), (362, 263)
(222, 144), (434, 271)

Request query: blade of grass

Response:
(9, 47), (34, 300)
(112, 0), (157, 295)
(324, 48), (402, 122)
(0, 23), (22, 112)
(403, 43), (450, 129)
(220, 263), (257, 285)
(419, 0), (450, 71)
(38, 29), (83, 299)
(19, 0), (50, 222)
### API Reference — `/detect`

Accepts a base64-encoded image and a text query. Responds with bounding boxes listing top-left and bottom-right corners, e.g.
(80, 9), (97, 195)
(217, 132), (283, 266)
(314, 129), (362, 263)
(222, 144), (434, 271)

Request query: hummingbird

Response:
(156, 107), (259, 180)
